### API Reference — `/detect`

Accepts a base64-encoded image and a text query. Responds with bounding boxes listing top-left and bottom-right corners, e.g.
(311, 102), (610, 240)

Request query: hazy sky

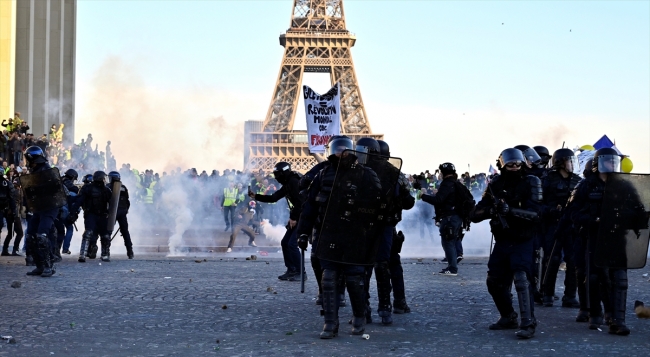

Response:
(75, 0), (650, 173)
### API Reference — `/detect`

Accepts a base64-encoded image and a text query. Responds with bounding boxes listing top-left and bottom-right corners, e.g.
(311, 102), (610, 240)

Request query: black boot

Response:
(37, 234), (54, 277)
(1, 248), (9, 256)
(608, 270), (630, 336)
(374, 261), (393, 325)
(562, 295), (580, 308)
(25, 255), (35, 266)
(319, 269), (339, 339)
(514, 271), (535, 339)
(576, 310), (589, 323)
(487, 274), (516, 329)
(101, 238), (111, 262)
(346, 274), (367, 335)
(489, 311), (519, 330)
(127, 246), (134, 259)
(588, 315), (603, 330)
(393, 298), (411, 314)
(78, 236), (90, 263)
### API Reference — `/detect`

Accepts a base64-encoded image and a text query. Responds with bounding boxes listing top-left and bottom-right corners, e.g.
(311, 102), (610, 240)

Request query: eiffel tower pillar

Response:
(245, 0), (382, 173)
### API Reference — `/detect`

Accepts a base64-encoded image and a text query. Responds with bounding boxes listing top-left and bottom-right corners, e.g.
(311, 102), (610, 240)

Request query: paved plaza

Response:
(2, 250), (650, 356)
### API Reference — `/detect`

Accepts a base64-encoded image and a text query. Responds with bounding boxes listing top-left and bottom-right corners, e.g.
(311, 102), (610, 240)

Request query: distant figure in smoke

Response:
(249, 162), (304, 281)
(221, 181), (239, 232)
(226, 201), (258, 253)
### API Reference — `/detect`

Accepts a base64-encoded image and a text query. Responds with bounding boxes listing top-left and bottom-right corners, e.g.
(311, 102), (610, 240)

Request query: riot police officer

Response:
(0, 173), (18, 256)
(356, 137), (410, 325)
(515, 145), (546, 178)
(540, 149), (582, 307)
(60, 169), (80, 255)
(108, 171), (134, 259)
(569, 147), (630, 335)
(421, 162), (463, 276)
(533, 146), (551, 169)
(470, 148), (543, 339)
(297, 140), (382, 339)
(22, 146), (65, 277)
(377, 139), (415, 315)
(77, 171), (113, 263)
(250, 162), (304, 280)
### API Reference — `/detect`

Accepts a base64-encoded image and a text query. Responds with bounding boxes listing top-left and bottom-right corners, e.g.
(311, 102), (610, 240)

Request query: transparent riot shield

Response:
(106, 179), (122, 232)
(595, 173), (650, 269)
(316, 150), (402, 265)
(19, 167), (67, 213)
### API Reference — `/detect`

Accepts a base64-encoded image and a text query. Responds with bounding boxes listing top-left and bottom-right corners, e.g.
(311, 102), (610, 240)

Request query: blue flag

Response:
(593, 135), (615, 150)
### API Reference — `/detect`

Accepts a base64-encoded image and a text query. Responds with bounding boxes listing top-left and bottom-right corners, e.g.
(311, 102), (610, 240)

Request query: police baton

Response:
(110, 227), (121, 242)
(300, 248), (305, 293)
(73, 222), (78, 232)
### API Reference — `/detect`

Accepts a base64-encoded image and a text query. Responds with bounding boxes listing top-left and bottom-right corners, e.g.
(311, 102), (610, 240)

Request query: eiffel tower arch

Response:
(245, 0), (382, 173)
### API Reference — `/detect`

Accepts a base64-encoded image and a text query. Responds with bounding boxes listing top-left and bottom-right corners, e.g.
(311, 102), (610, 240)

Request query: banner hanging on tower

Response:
(304, 83), (341, 154)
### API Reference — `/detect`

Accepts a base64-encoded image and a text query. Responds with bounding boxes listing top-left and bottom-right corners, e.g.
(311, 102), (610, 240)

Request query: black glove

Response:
(298, 234), (309, 250)
(496, 200), (510, 215)
(412, 181), (422, 190)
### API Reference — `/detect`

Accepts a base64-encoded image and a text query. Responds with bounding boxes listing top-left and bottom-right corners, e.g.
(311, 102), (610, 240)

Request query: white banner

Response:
(304, 83), (341, 154)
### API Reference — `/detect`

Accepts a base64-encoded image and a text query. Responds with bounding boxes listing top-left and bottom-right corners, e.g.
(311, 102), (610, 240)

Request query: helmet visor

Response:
(522, 148), (542, 166)
(354, 145), (369, 165)
(597, 155), (621, 173)
(327, 138), (353, 157)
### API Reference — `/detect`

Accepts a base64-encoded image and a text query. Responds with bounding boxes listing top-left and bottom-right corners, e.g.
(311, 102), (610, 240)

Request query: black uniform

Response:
(569, 174), (630, 334)
(297, 153), (382, 339)
(470, 170), (543, 339)
(111, 183), (133, 258)
(0, 176), (18, 256)
(77, 181), (113, 262)
(540, 169), (582, 306)
(254, 171), (304, 278)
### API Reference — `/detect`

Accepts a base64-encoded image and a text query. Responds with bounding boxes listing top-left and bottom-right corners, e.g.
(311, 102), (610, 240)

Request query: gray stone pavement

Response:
(1, 254), (650, 357)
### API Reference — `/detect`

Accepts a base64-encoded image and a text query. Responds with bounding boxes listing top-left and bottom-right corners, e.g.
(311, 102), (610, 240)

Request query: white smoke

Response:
(160, 180), (194, 256)
(261, 219), (286, 244)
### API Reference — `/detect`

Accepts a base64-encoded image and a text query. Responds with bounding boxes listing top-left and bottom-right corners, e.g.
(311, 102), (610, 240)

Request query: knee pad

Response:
(322, 269), (337, 285)
(513, 271), (529, 291)
(83, 230), (94, 241)
(374, 261), (391, 279)
(36, 233), (50, 248)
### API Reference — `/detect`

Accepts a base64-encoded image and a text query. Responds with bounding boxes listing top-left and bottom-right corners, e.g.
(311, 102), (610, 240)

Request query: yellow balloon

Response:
(580, 145), (596, 151)
(621, 157), (633, 173)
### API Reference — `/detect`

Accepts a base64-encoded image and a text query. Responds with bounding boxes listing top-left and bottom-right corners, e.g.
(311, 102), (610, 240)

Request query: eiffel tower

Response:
(245, 0), (383, 173)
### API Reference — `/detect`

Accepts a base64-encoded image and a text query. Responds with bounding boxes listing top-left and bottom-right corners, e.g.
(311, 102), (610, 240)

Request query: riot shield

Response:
(19, 167), (67, 213)
(595, 173), (650, 269)
(106, 179), (122, 232)
(316, 150), (402, 265)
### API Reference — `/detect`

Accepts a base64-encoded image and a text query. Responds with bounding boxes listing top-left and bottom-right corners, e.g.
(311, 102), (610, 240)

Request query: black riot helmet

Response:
(497, 148), (526, 170)
(355, 137), (380, 165)
(439, 162), (456, 176)
(92, 171), (107, 184)
(108, 171), (121, 182)
(82, 174), (93, 184)
(24, 146), (47, 167)
(592, 147), (620, 173)
(583, 159), (594, 177)
(377, 140), (390, 157)
(64, 169), (79, 181)
(551, 148), (579, 175)
(514, 145), (542, 167)
(534, 146), (551, 167)
(326, 135), (354, 157)
(272, 162), (292, 184)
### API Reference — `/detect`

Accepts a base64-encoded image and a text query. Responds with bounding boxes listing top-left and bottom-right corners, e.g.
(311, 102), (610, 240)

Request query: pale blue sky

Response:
(75, 0), (650, 173)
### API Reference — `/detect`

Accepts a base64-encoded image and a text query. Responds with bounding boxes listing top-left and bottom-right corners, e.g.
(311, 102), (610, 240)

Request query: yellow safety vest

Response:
(223, 188), (237, 207)
(144, 188), (154, 204)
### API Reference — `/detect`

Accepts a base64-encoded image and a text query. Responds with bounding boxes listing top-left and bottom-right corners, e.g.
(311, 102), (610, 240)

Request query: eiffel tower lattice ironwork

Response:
(245, 0), (382, 173)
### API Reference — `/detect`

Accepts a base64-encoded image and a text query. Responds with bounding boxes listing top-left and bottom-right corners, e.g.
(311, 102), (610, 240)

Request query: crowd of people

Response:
(2, 114), (646, 341)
